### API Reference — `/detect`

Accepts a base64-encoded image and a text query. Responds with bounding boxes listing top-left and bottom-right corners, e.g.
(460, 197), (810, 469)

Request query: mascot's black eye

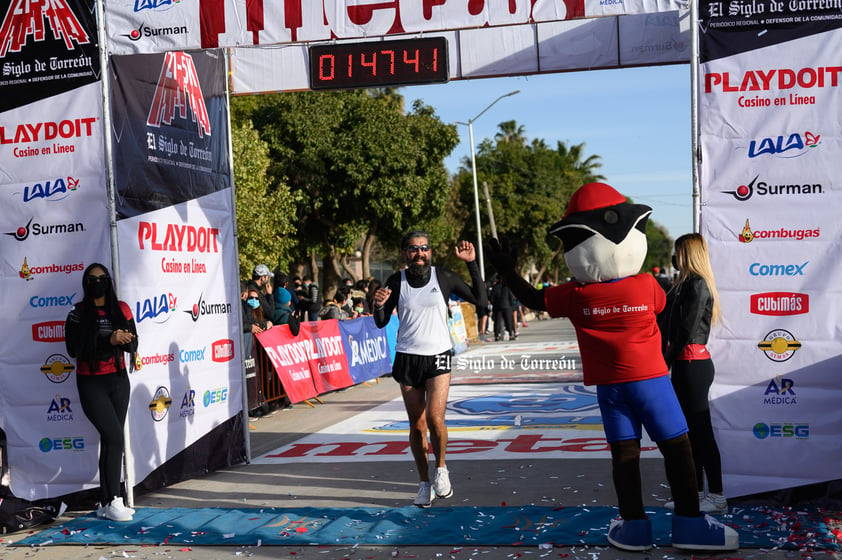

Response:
(558, 228), (595, 252)
(603, 209), (619, 225)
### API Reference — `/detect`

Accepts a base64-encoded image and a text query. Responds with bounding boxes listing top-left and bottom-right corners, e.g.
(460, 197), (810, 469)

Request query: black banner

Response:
(0, 0), (100, 112)
(110, 49), (231, 219)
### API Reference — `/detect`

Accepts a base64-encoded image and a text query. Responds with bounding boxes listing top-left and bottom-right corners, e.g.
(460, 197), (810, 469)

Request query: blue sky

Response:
(403, 64), (694, 239)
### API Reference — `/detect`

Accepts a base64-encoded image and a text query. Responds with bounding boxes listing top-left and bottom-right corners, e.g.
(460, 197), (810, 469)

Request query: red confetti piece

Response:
(501, 501), (507, 506)
(295, 527), (308, 533)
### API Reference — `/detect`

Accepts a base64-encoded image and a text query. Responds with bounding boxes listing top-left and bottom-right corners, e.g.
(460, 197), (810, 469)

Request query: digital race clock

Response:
(309, 36), (449, 90)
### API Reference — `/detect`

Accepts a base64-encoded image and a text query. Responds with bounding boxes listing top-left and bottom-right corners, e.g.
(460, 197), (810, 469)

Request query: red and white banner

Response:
(257, 320), (354, 403)
(698, 0), (842, 497)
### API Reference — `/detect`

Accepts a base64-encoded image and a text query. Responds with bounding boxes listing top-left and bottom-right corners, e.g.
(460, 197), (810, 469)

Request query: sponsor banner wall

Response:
(115, 191), (242, 484)
(0, 0), (110, 498)
(698, 0), (842, 496)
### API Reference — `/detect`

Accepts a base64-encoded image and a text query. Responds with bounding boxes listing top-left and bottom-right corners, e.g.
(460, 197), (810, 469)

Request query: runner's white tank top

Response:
(395, 267), (452, 356)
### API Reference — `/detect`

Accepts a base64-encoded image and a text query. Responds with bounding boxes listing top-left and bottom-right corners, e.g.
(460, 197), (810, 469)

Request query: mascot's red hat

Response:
(563, 182), (627, 217)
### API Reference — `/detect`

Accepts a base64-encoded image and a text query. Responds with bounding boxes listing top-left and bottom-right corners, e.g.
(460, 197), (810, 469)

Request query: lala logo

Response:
(747, 131), (820, 159)
(0, 0), (90, 57)
(147, 51), (211, 138)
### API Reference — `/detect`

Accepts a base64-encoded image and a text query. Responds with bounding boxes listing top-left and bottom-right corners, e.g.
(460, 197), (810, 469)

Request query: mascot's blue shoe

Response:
(672, 514), (739, 550)
(607, 518), (652, 551)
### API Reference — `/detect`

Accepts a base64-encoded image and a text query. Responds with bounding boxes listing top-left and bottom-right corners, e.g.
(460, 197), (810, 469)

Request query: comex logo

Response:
(753, 423), (809, 439)
(757, 329), (801, 362)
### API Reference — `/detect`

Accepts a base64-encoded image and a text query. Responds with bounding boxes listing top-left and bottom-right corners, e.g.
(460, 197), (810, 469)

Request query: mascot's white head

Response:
(549, 182), (651, 283)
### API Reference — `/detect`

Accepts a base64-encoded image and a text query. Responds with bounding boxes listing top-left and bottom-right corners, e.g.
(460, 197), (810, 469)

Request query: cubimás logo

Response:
(147, 51), (211, 138)
(750, 292), (809, 316)
(752, 422), (808, 439)
(757, 329), (801, 362)
(6, 217), (85, 241)
(722, 176), (823, 202)
(32, 321), (65, 342)
(212, 339), (234, 363)
(747, 131), (819, 159)
(0, 0), (90, 56)
(148, 386), (172, 421)
(40, 353), (74, 383)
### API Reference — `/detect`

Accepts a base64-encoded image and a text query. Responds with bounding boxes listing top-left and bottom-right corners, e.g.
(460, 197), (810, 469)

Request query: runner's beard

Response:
(407, 256), (430, 277)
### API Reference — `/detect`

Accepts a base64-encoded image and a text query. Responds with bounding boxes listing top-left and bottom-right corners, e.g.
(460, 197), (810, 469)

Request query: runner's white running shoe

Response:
(414, 482), (435, 508)
(433, 467), (454, 499)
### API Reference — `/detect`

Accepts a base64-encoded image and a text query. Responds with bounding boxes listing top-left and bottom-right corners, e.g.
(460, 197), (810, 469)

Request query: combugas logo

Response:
(722, 176), (824, 202)
(40, 353), (74, 383)
(148, 386), (172, 421)
(147, 51), (211, 138)
(737, 219), (819, 243)
(746, 131), (819, 159)
(757, 329), (801, 362)
(5, 217), (85, 241)
(0, 0), (90, 56)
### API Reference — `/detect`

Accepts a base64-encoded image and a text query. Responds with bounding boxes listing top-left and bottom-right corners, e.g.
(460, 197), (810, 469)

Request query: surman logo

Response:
(0, 0), (90, 57)
(147, 51), (211, 138)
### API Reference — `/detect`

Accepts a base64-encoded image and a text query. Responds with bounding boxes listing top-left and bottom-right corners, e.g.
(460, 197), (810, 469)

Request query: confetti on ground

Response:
(9, 505), (839, 550)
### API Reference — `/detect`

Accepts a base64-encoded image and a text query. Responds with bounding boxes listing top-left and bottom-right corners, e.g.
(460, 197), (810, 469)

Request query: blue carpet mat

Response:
(16, 505), (838, 550)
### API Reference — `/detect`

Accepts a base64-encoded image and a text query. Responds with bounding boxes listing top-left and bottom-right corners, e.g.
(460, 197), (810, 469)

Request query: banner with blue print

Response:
(338, 316), (393, 384)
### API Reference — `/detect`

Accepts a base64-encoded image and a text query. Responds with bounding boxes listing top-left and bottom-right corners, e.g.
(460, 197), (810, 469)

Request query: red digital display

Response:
(309, 37), (449, 90)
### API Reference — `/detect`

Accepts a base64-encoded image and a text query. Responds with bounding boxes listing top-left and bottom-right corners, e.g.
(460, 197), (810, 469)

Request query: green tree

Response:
(451, 121), (673, 283)
(232, 90), (458, 296)
(230, 121), (298, 279)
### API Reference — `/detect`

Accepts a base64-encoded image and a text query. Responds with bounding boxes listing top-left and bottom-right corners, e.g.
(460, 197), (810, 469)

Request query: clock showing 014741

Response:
(308, 36), (449, 90)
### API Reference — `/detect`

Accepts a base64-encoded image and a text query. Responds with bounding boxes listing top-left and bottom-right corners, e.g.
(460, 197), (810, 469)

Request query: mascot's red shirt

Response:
(544, 273), (668, 386)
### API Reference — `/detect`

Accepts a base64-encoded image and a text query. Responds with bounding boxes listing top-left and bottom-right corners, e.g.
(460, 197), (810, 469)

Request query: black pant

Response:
(77, 371), (130, 504)
(670, 358), (723, 493)
(493, 306), (514, 339)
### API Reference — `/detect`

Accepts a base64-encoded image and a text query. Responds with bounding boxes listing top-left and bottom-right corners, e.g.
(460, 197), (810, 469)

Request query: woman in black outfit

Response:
(658, 234), (727, 514)
(65, 263), (138, 522)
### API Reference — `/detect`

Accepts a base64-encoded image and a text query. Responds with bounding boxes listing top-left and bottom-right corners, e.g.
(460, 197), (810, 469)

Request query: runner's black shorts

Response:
(391, 350), (453, 388)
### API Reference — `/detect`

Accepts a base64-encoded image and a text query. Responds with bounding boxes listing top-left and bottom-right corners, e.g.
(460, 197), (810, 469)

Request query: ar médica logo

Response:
(0, 0), (90, 57)
(146, 51), (211, 138)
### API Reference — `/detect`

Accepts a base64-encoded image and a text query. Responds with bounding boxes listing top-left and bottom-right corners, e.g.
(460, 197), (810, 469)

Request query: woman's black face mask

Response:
(85, 275), (111, 298)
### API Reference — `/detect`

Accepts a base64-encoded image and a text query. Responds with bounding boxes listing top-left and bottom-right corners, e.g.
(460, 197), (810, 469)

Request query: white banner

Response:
(699, 27), (842, 496)
(0, 84), (111, 500)
(116, 190), (244, 483)
(105, 0), (688, 55)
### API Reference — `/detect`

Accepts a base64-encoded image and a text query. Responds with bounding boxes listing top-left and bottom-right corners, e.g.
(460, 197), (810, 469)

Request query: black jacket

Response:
(657, 274), (713, 368)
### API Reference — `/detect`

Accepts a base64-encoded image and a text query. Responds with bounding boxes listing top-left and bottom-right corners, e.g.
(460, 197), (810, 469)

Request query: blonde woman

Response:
(658, 233), (726, 513)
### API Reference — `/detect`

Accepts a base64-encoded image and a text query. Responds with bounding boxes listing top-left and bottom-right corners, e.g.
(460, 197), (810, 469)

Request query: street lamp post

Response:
(456, 89), (520, 281)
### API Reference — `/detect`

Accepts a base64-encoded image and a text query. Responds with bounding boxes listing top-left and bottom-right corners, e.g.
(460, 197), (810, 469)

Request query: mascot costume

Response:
(487, 182), (738, 551)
